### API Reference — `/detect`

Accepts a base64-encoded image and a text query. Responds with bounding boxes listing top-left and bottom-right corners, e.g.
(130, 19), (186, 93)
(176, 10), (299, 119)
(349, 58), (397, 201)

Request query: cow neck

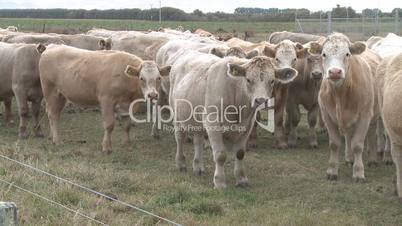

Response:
(233, 80), (257, 132)
(328, 58), (357, 134)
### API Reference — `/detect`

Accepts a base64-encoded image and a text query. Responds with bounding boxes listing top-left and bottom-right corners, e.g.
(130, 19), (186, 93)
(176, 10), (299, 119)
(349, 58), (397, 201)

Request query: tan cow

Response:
(210, 46), (258, 59)
(0, 42), (46, 138)
(378, 53), (402, 202)
(268, 31), (324, 45)
(39, 45), (171, 153)
(194, 28), (213, 37)
(3, 33), (65, 45)
(366, 36), (383, 49)
(310, 33), (381, 181)
(259, 40), (308, 149)
(285, 50), (324, 148)
(170, 49), (297, 188)
(58, 34), (112, 50)
(226, 37), (271, 54)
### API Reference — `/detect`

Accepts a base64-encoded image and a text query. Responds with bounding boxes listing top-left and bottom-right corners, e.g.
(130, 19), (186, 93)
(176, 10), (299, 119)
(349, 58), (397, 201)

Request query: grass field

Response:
(0, 18), (295, 35)
(0, 104), (401, 226)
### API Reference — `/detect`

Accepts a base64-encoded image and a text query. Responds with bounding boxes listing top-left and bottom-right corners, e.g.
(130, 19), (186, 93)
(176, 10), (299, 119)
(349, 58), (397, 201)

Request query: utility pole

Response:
(159, 0), (162, 24)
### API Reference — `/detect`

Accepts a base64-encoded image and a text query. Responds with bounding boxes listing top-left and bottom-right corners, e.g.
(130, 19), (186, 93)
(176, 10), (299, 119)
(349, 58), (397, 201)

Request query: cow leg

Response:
(274, 87), (288, 149)
(3, 97), (13, 125)
(45, 93), (66, 145)
(100, 99), (116, 154)
(174, 124), (186, 171)
(317, 109), (327, 134)
(31, 98), (44, 138)
(247, 112), (259, 149)
(307, 106), (319, 149)
(367, 119), (379, 166)
(151, 101), (160, 139)
(345, 130), (354, 165)
(207, 129), (227, 189)
(322, 110), (342, 180)
(119, 103), (131, 146)
(350, 117), (371, 182)
(384, 134), (393, 165)
(234, 145), (248, 187)
(377, 119), (386, 160)
(192, 133), (205, 176)
(14, 92), (29, 139)
(391, 142), (402, 202)
(286, 103), (300, 149)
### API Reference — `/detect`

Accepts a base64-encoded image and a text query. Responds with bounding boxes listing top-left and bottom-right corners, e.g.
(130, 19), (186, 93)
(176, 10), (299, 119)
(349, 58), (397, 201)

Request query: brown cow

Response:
(194, 28), (213, 37)
(39, 45), (170, 153)
(310, 33), (381, 181)
(378, 53), (402, 202)
(285, 50), (324, 148)
(0, 42), (46, 138)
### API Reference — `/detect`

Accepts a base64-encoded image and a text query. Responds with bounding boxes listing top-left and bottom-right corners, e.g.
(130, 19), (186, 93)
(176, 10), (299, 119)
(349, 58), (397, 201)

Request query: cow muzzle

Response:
(328, 68), (343, 81)
(147, 92), (159, 100)
(311, 71), (323, 80)
(254, 98), (268, 107)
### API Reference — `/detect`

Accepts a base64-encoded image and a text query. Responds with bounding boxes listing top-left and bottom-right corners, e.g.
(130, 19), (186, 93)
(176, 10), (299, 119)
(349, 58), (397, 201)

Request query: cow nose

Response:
(312, 71), (323, 80)
(148, 92), (159, 100)
(254, 98), (267, 106)
(329, 68), (341, 76)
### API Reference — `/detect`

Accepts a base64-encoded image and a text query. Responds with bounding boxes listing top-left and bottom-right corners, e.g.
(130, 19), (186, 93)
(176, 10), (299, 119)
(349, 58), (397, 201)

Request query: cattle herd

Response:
(0, 25), (402, 203)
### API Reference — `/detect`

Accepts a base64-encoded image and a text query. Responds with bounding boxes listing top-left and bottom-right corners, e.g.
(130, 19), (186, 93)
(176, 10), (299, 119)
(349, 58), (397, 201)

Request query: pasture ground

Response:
(0, 103), (401, 226)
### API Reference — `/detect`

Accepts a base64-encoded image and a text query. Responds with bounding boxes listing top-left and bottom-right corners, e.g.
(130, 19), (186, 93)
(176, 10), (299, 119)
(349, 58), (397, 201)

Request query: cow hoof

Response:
(399, 197), (402, 204)
(235, 181), (249, 188)
(6, 120), (15, 126)
(185, 137), (192, 143)
(288, 143), (296, 149)
(214, 183), (227, 189)
(345, 161), (354, 167)
(327, 174), (338, 181)
(152, 134), (160, 140)
(247, 143), (257, 149)
(385, 160), (394, 165)
(368, 161), (379, 167)
(18, 134), (28, 140)
(35, 132), (45, 138)
(309, 143), (318, 149)
(354, 177), (365, 183)
(193, 169), (204, 176)
(276, 143), (288, 149)
(103, 149), (112, 155)
(178, 166), (187, 172)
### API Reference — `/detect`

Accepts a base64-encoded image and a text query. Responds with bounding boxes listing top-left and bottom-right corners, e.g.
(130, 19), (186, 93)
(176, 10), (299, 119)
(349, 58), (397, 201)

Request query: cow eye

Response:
(140, 77), (144, 81)
(293, 58), (297, 62)
(246, 78), (252, 83)
(275, 58), (279, 62)
(346, 53), (350, 57)
(322, 53), (326, 57)
(157, 77), (161, 81)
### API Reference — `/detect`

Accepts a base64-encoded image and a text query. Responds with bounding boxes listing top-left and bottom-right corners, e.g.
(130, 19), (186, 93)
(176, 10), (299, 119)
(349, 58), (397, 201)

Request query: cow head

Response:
(305, 51), (324, 80)
(309, 33), (366, 86)
(227, 56), (298, 108)
(98, 38), (112, 50)
(211, 47), (259, 59)
(263, 40), (308, 70)
(125, 61), (171, 101)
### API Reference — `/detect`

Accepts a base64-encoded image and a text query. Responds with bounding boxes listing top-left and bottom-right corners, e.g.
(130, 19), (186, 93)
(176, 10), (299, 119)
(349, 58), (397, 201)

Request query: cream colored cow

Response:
(39, 45), (170, 153)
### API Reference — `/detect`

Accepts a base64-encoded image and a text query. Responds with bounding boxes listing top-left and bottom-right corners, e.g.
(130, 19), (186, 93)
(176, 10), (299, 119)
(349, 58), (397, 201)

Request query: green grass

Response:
(0, 18), (295, 35)
(0, 104), (401, 226)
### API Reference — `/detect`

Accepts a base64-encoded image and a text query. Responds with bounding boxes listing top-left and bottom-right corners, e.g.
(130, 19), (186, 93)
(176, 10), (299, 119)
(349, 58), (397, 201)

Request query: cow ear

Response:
(308, 42), (323, 55)
(125, 65), (140, 78)
(275, 68), (298, 84)
(159, 65), (171, 77)
(263, 45), (276, 58)
(349, 41), (366, 55)
(210, 48), (225, 58)
(36, 43), (46, 54)
(246, 49), (259, 59)
(296, 47), (308, 59)
(227, 63), (246, 78)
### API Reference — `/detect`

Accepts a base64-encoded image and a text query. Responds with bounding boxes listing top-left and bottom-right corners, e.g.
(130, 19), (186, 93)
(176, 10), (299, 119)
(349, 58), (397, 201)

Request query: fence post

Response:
(319, 12), (322, 34)
(362, 11), (365, 35)
(395, 9), (400, 35)
(327, 11), (332, 34)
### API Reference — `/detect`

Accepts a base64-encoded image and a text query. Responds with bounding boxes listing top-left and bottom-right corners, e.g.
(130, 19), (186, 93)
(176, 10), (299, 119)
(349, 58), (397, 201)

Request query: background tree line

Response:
(0, 5), (400, 22)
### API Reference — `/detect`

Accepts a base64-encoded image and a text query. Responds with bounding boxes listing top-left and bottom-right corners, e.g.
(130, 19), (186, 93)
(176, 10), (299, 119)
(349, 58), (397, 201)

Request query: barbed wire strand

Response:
(0, 154), (182, 226)
(0, 178), (108, 226)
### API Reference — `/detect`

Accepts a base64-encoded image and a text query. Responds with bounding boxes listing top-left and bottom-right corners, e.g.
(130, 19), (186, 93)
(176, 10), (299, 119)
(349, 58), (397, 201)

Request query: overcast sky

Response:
(0, 0), (400, 13)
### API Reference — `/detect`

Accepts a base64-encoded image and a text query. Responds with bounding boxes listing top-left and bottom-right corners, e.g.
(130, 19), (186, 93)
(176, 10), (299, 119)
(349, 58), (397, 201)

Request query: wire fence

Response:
(296, 12), (401, 40)
(0, 153), (182, 226)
